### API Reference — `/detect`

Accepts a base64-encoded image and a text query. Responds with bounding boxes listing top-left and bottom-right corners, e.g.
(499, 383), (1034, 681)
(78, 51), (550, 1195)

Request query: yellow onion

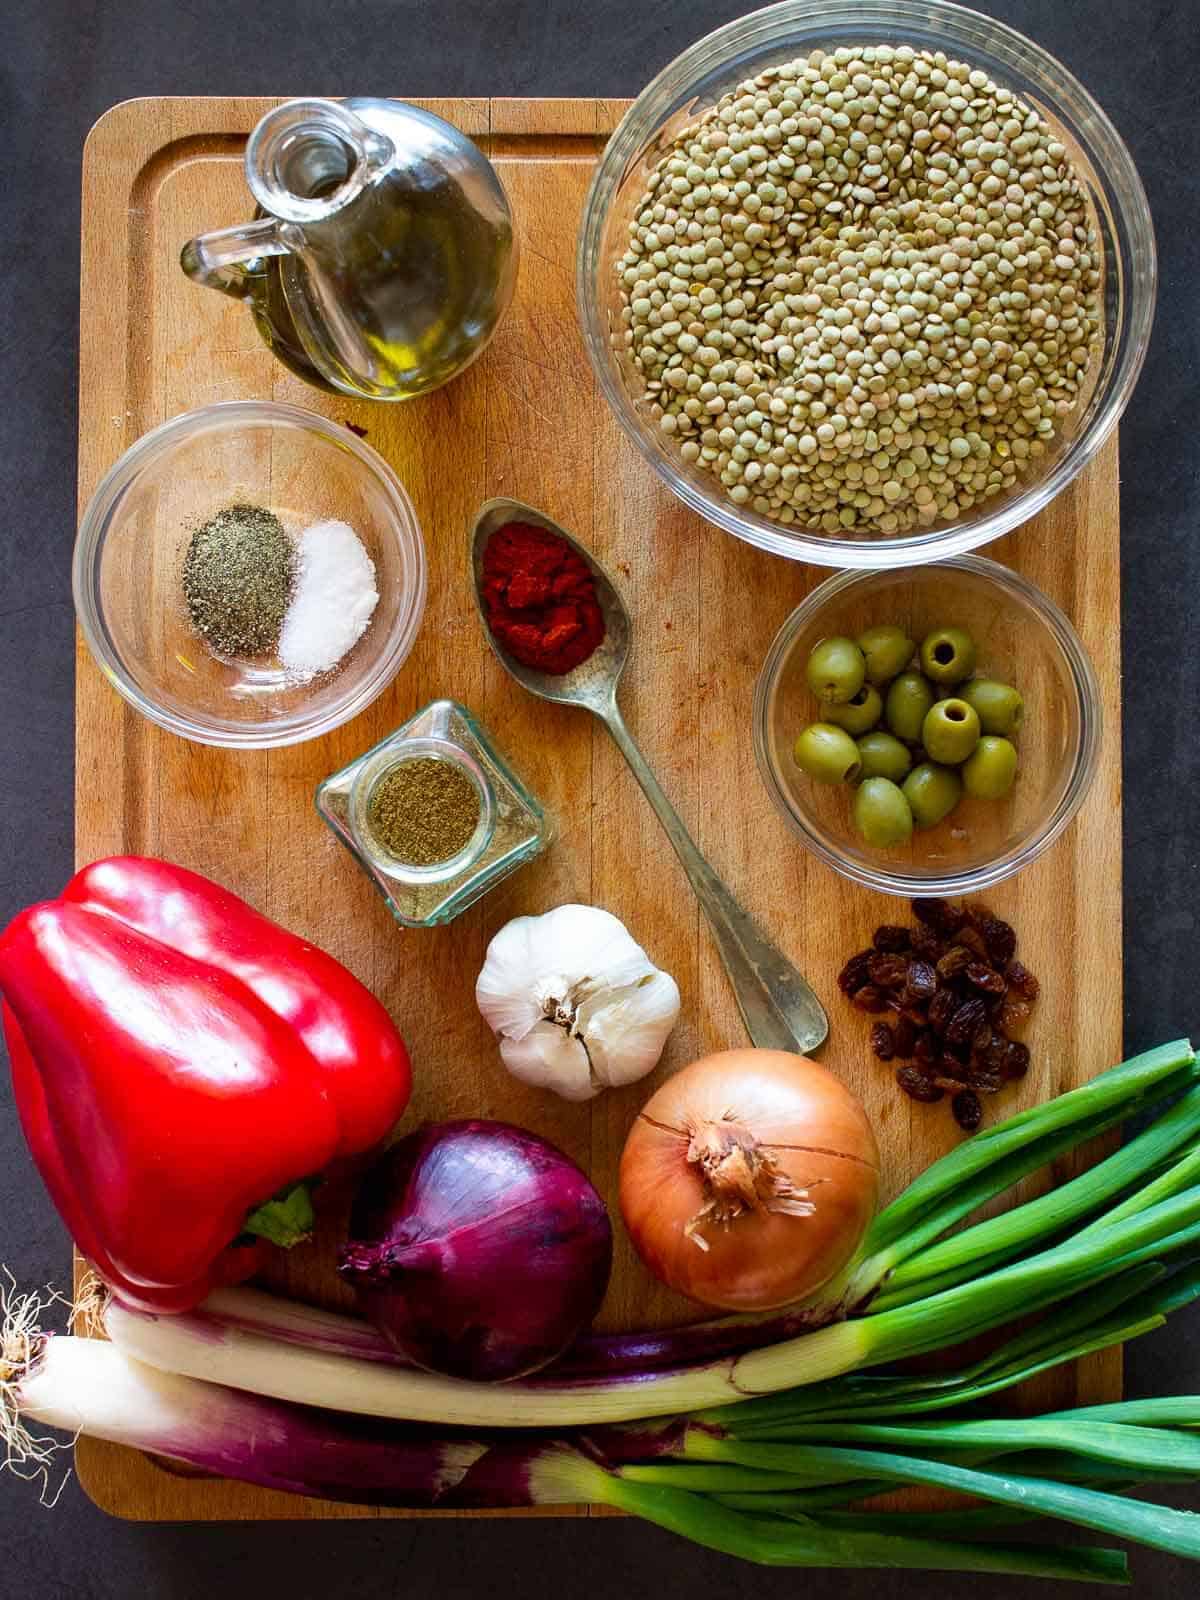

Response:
(619, 1049), (879, 1311)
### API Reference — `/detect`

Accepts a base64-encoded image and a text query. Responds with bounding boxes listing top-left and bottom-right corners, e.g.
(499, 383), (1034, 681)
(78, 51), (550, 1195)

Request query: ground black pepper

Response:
(182, 504), (294, 658)
(368, 757), (481, 866)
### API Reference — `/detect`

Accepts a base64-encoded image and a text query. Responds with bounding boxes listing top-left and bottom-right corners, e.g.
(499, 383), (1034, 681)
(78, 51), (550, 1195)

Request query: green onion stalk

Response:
(7, 1036), (1200, 1587)
(699, 1259), (1200, 1431)
(654, 1417), (1200, 1565)
(10, 1257), (1200, 1582)
(0, 1296), (1131, 1585)
(590, 1272), (1200, 1571)
(105, 1042), (1200, 1427)
(9, 1041), (1200, 1583)
(199, 1040), (1200, 1382)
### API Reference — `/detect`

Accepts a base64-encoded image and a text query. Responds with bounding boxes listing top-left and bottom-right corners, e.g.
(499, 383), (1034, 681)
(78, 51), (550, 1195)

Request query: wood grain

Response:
(74, 96), (1123, 1521)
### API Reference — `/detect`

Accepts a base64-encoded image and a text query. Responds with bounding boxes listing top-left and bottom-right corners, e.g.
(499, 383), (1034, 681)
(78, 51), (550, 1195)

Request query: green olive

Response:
(963, 736), (1018, 799)
(856, 624), (915, 686)
(853, 777), (914, 848)
(921, 698), (981, 765)
(806, 636), (867, 704)
(903, 762), (963, 829)
(919, 626), (978, 685)
(793, 723), (862, 785)
(856, 730), (913, 784)
(885, 671), (935, 742)
(823, 684), (883, 737)
(961, 678), (1025, 737)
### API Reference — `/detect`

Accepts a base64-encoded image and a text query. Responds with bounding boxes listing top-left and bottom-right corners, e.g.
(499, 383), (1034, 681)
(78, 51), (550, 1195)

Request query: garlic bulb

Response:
(475, 905), (681, 1102)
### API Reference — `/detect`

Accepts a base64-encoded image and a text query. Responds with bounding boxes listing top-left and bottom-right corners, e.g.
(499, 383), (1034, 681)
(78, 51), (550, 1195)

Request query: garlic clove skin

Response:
(499, 1023), (599, 1102)
(475, 905), (651, 1043)
(573, 972), (681, 1089)
(474, 914), (556, 1043)
(476, 904), (681, 1102)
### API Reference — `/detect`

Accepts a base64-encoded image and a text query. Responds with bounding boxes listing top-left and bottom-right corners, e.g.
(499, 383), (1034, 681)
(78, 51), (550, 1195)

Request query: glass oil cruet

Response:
(181, 98), (518, 401)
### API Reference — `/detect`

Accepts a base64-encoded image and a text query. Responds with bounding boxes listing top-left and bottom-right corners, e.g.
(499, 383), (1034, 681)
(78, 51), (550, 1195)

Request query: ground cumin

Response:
(368, 757), (481, 866)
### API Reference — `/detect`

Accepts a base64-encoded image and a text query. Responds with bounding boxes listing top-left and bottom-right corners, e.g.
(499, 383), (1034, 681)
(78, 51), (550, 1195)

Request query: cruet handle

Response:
(179, 218), (292, 300)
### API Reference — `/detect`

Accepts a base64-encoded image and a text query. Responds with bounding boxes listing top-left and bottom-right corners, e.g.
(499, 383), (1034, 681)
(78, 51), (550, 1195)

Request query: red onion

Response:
(338, 1120), (612, 1382)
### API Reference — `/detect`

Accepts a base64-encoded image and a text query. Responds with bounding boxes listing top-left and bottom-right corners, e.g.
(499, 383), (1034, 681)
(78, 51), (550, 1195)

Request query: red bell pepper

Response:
(0, 857), (411, 1314)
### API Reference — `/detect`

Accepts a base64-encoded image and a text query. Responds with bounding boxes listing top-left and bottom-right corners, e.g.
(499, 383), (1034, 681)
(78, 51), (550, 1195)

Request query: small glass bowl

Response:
(578, 0), (1156, 568)
(316, 699), (552, 928)
(73, 400), (427, 747)
(752, 557), (1101, 895)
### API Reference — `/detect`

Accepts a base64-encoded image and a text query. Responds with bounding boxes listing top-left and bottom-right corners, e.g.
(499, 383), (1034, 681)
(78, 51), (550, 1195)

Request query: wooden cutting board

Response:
(74, 96), (1123, 1521)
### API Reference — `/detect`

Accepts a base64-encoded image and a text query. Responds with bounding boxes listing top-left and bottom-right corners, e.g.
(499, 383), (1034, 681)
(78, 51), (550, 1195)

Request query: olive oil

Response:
(182, 98), (517, 402)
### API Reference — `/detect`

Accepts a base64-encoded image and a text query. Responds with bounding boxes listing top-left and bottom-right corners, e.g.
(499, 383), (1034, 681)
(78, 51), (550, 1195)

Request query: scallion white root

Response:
(0, 1274), (68, 1503)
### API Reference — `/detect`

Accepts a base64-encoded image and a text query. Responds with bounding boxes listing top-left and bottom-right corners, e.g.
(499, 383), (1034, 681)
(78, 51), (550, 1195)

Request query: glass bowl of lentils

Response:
(74, 401), (427, 747)
(578, 0), (1155, 567)
(752, 555), (1103, 894)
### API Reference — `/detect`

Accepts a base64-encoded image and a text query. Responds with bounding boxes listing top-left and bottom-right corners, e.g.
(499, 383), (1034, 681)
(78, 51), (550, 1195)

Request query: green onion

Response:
(16, 1040), (1200, 1583)
(723, 1502), (1040, 1539)
(853, 1040), (1195, 1267)
(101, 1042), (1200, 1427)
(592, 1473), (1128, 1580)
(873, 1084), (1200, 1309)
(716, 1480), (899, 1512)
(1042, 1396), (1200, 1427)
(805, 1506), (1035, 1535)
(675, 1437), (1200, 1563)
(701, 1418), (1200, 1476)
(980, 1452), (1189, 1484)
(725, 1185), (1200, 1411)
(2, 1327), (1124, 1583)
(707, 1261), (1177, 1430)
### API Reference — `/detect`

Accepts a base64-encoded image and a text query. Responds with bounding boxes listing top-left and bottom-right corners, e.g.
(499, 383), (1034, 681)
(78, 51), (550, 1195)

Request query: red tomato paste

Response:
(481, 521), (605, 675)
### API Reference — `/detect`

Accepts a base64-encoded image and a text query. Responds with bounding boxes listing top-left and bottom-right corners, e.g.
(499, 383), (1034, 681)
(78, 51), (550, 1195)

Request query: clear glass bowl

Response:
(74, 401), (427, 747)
(578, 0), (1156, 568)
(753, 556), (1101, 894)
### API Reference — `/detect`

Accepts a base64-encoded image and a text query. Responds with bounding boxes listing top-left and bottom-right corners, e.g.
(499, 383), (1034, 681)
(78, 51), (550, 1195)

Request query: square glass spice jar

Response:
(315, 698), (551, 927)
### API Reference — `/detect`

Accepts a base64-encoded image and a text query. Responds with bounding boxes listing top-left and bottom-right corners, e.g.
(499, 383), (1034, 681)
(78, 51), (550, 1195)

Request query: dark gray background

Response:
(2, 1), (1197, 1594)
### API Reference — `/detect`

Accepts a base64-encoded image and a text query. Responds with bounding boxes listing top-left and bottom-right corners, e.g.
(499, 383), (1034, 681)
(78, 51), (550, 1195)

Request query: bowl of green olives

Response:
(753, 556), (1101, 896)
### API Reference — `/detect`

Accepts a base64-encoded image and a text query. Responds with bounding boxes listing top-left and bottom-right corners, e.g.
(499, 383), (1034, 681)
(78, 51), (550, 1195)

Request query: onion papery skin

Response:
(620, 1051), (880, 1312)
(339, 1120), (613, 1382)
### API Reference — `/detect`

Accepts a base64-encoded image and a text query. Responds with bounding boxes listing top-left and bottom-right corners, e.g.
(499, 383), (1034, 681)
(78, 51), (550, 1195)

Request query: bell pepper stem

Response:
(242, 1183), (315, 1249)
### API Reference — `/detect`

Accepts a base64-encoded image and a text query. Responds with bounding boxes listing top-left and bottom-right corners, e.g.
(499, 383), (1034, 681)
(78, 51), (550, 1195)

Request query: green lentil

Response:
(368, 757), (481, 867)
(617, 44), (1102, 539)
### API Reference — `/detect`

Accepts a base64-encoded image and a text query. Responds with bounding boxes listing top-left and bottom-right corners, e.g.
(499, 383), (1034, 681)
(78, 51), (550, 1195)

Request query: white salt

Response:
(279, 519), (379, 681)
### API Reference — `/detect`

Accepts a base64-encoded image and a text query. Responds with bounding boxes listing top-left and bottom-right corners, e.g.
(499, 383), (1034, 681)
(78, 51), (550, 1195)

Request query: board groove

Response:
(74, 95), (1122, 1522)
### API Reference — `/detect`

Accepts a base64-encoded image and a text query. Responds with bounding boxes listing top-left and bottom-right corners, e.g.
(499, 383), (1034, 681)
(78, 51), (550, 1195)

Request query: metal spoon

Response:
(469, 497), (828, 1056)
